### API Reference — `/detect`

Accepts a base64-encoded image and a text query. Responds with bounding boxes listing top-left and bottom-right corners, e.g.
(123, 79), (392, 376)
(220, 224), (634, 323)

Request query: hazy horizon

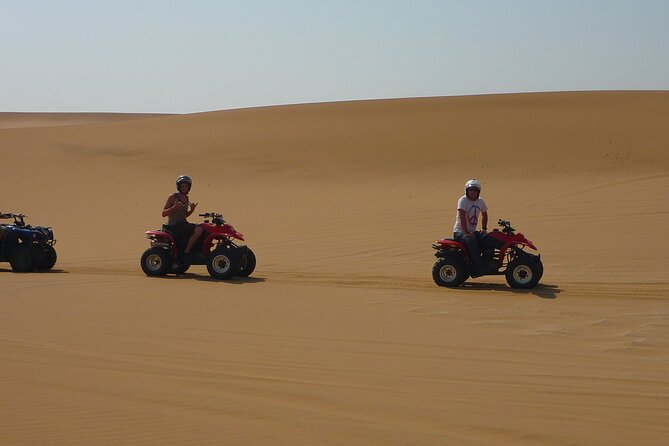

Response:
(2, 0), (668, 113)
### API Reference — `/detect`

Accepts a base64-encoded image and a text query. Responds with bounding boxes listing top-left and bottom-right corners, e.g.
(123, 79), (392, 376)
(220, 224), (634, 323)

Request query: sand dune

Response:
(1, 92), (668, 445)
(0, 112), (168, 129)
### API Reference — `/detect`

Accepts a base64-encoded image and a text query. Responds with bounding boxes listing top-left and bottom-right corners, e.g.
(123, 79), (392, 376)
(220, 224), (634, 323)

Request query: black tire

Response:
(432, 254), (468, 287)
(140, 248), (171, 276)
(505, 256), (543, 289)
(237, 247), (256, 277)
(206, 247), (238, 280)
(10, 245), (36, 272)
(171, 261), (191, 275)
(35, 245), (57, 270)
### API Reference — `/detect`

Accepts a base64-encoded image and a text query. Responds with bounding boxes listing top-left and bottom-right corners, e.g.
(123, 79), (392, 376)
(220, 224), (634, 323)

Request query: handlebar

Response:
(1, 213), (27, 227)
(199, 212), (223, 219)
(198, 212), (226, 225)
(498, 219), (516, 234)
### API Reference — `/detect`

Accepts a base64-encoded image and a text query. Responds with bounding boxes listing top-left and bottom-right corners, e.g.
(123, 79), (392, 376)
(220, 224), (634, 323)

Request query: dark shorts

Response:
(167, 221), (196, 240)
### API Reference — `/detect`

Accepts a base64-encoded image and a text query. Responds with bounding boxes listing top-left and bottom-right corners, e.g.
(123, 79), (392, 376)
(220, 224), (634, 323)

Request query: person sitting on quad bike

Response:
(453, 179), (488, 276)
(0, 212), (10, 240)
(162, 175), (201, 259)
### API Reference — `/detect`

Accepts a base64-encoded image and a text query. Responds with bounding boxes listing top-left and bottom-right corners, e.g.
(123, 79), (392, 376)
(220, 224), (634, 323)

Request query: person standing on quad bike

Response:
(453, 179), (488, 276)
(162, 175), (201, 258)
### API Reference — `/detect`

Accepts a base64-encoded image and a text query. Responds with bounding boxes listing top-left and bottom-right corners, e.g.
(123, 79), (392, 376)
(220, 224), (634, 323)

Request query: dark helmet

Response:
(176, 175), (192, 191)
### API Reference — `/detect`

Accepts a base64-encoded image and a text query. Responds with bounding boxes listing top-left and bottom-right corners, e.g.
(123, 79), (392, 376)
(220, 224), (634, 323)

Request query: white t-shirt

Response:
(453, 196), (488, 233)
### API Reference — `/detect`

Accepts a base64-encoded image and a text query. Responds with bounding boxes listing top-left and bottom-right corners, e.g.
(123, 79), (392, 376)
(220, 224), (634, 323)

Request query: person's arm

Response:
(458, 209), (469, 235)
(185, 201), (198, 218)
(481, 211), (488, 232)
(162, 195), (182, 218)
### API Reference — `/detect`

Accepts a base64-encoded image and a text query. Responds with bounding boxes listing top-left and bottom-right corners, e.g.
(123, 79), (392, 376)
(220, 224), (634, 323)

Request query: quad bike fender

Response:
(487, 229), (538, 251)
(432, 239), (467, 251)
(145, 230), (175, 243)
(512, 248), (541, 261)
(503, 246), (541, 266)
(199, 222), (245, 241)
(145, 231), (177, 256)
(432, 239), (471, 264)
(509, 232), (538, 251)
(225, 224), (245, 241)
(5, 227), (43, 241)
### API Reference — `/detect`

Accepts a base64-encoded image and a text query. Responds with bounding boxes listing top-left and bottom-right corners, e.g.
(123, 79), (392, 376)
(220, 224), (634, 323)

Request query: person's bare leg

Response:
(185, 226), (204, 254)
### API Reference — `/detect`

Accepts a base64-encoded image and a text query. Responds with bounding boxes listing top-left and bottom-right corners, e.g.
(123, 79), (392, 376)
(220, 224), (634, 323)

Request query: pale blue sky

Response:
(1, 0), (668, 113)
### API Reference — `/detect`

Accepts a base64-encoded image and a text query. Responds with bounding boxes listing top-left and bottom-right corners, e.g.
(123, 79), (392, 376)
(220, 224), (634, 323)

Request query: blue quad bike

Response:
(0, 213), (57, 272)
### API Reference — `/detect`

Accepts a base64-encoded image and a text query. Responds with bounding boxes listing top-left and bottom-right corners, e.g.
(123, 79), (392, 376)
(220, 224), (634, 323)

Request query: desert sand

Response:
(1, 91), (668, 445)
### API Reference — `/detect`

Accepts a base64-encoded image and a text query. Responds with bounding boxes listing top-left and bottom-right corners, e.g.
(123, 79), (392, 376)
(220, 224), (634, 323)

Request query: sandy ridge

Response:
(1, 91), (668, 445)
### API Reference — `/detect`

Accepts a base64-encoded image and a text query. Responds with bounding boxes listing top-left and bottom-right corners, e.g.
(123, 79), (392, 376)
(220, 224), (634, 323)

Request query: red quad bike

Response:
(432, 219), (543, 289)
(141, 212), (256, 280)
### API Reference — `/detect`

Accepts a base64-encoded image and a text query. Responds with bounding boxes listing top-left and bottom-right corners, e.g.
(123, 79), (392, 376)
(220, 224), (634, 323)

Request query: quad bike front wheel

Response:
(10, 245), (36, 272)
(140, 248), (171, 276)
(505, 256), (543, 289)
(35, 245), (57, 271)
(207, 248), (238, 280)
(432, 254), (469, 287)
(237, 247), (256, 277)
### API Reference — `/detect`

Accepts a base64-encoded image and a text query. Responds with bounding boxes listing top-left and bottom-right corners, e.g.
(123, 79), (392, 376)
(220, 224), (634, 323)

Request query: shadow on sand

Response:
(193, 275), (267, 285)
(460, 282), (562, 299)
(0, 268), (69, 274)
(146, 273), (267, 285)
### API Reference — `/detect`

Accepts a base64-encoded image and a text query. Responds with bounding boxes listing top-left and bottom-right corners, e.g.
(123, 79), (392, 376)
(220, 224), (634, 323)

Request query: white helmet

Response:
(176, 175), (192, 191)
(465, 179), (481, 193)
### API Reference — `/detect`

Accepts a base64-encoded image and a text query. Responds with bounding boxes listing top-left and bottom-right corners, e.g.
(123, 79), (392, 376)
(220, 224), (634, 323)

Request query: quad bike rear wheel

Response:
(10, 245), (36, 272)
(141, 248), (171, 276)
(207, 248), (238, 280)
(432, 254), (469, 287)
(505, 256), (543, 289)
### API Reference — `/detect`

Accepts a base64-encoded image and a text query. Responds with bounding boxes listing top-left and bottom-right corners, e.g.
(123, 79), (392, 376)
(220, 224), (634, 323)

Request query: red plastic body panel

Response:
(198, 222), (244, 253)
(486, 231), (537, 251)
(434, 230), (538, 270)
(197, 222), (245, 241)
(145, 220), (245, 257)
